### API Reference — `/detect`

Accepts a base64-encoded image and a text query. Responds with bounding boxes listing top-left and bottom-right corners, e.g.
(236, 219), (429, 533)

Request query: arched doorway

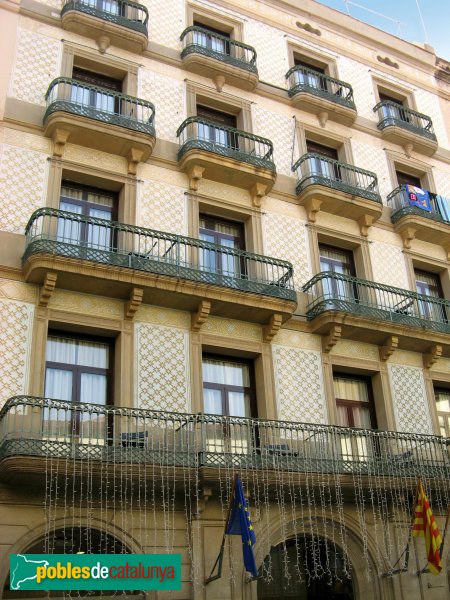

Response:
(3, 527), (138, 598)
(258, 535), (355, 600)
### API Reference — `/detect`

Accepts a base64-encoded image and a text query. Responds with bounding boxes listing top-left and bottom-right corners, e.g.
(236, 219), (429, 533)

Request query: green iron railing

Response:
(180, 25), (257, 73)
(285, 65), (355, 110)
(292, 153), (381, 202)
(44, 77), (155, 136)
(387, 186), (449, 225)
(23, 208), (296, 301)
(373, 101), (436, 141)
(303, 271), (450, 333)
(61, 0), (149, 35)
(177, 116), (275, 171)
(1, 396), (449, 479)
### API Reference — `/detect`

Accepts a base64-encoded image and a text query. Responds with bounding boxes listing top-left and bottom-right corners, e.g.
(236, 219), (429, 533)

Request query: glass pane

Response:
(46, 337), (77, 365)
(334, 377), (369, 403)
(203, 388), (223, 414)
(57, 203), (82, 243)
(228, 391), (250, 417)
(202, 358), (249, 386)
(80, 373), (107, 405)
(87, 208), (112, 249)
(436, 390), (450, 412)
(77, 340), (109, 368)
(44, 368), (73, 401)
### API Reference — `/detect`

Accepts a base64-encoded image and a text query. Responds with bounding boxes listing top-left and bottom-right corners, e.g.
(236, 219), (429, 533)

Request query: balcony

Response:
(61, 0), (149, 53)
(22, 208), (297, 323)
(303, 272), (450, 353)
(292, 154), (382, 230)
(286, 66), (356, 125)
(43, 78), (156, 166)
(1, 396), (448, 487)
(180, 26), (258, 91)
(373, 101), (438, 156)
(387, 186), (450, 254)
(177, 117), (276, 194)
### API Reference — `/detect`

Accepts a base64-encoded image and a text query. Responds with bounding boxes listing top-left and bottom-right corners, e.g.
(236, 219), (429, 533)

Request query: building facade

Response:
(0, 0), (449, 598)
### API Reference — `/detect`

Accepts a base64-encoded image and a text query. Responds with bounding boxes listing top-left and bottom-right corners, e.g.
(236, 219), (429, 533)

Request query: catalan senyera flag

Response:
(412, 481), (443, 575)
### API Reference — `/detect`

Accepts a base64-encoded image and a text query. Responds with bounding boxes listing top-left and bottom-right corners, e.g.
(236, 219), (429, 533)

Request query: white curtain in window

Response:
(77, 340), (109, 368)
(87, 207), (112, 250)
(57, 202), (82, 243)
(202, 359), (249, 386)
(333, 377), (368, 403)
(203, 388), (223, 415)
(80, 373), (107, 405)
(228, 391), (250, 417)
(46, 337), (77, 365)
(44, 368), (73, 401)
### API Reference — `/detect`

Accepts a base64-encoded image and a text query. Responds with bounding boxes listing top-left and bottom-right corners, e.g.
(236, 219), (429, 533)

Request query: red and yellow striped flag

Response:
(412, 481), (443, 575)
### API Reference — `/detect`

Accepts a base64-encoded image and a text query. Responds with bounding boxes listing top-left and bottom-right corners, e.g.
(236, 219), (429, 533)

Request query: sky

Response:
(315, 0), (450, 60)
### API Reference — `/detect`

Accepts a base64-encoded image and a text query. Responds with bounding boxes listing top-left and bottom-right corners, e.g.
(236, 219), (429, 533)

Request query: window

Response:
(71, 67), (122, 114)
(58, 183), (116, 251)
(414, 269), (446, 322)
(319, 244), (356, 301)
(202, 356), (255, 417)
(196, 104), (238, 149)
(376, 88), (411, 126)
(435, 389), (450, 437)
(294, 57), (327, 91)
(306, 139), (340, 180)
(193, 20), (231, 55)
(199, 214), (244, 278)
(396, 170), (422, 188)
(334, 375), (377, 462)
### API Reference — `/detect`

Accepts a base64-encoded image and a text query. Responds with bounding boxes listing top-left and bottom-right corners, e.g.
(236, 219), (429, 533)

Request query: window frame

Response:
(434, 388), (450, 438)
(186, 3), (243, 43)
(287, 43), (338, 79)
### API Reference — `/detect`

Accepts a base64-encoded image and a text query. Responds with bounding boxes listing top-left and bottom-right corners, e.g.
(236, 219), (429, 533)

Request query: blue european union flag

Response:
(225, 475), (258, 578)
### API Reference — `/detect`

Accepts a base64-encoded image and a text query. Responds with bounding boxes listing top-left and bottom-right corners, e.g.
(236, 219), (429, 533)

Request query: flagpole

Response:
(205, 473), (238, 584)
(411, 479), (426, 600)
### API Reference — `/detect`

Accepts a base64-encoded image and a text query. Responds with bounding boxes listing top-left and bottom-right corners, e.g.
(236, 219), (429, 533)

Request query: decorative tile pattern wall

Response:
(136, 323), (190, 412)
(139, 179), (187, 235)
(142, 0), (184, 50)
(64, 145), (127, 175)
(388, 364), (433, 434)
(252, 105), (294, 176)
(201, 317), (262, 341)
(245, 19), (287, 88)
(10, 29), (60, 106)
(338, 56), (375, 121)
(0, 300), (34, 407)
(0, 144), (48, 233)
(140, 69), (185, 143)
(433, 166), (450, 199)
(369, 241), (410, 290)
(350, 140), (391, 201)
(48, 291), (124, 319)
(273, 345), (328, 424)
(415, 88), (449, 150)
(135, 305), (190, 328)
(330, 340), (379, 362)
(263, 212), (311, 289)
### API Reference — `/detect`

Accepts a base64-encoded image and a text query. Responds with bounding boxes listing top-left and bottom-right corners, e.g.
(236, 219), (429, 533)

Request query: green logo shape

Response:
(9, 554), (181, 591)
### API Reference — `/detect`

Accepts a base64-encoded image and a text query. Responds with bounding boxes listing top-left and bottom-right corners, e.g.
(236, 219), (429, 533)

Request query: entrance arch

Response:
(257, 535), (354, 600)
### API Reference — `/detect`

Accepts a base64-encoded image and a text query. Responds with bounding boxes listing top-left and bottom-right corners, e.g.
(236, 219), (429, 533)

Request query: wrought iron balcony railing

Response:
(373, 101), (436, 141)
(1, 396), (449, 480)
(292, 153), (381, 202)
(303, 271), (450, 333)
(177, 117), (275, 171)
(23, 208), (296, 301)
(61, 0), (149, 35)
(180, 26), (257, 73)
(387, 186), (450, 225)
(285, 65), (356, 110)
(44, 77), (155, 136)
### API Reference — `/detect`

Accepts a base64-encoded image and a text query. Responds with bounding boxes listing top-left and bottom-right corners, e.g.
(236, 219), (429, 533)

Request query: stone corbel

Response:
(191, 299), (211, 331)
(317, 111), (328, 128)
(39, 272), (57, 307)
(250, 182), (267, 208)
(403, 143), (413, 158)
(263, 313), (282, 343)
(124, 287), (144, 320)
(358, 214), (375, 237)
(398, 226), (416, 250)
(304, 197), (322, 222)
(127, 148), (144, 176)
(187, 165), (205, 191)
(52, 129), (70, 158)
(322, 325), (341, 353)
(296, 21), (321, 36)
(379, 335), (398, 362)
(97, 35), (110, 54)
(423, 345), (442, 369)
(213, 74), (225, 92)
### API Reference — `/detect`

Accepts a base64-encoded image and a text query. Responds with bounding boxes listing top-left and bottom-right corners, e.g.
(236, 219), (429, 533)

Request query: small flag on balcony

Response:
(405, 184), (432, 212)
(225, 474), (258, 578)
(412, 481), (443, 575)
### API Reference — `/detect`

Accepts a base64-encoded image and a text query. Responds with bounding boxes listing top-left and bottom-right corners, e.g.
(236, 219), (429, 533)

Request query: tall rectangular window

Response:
(435, 389), (450, 437)
(196, 105), (238, 149)
(199, 215), (244, 278)
(319, 244), (356, 302)
(193, 21), (231, 55)
(71, 67), (122, 114)
(414, 269), (446, 322)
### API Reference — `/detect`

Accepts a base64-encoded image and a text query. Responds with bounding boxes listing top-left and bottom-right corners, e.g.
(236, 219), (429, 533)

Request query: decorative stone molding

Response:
(124, 287), (143, 320)
(127, 147), (144, 176)
(358, 214), (375, 237)
(377, 55), (399, 69)
(296, 21), (321, 36)
(250, 182), (267, 207)
(96, 35), (110, 54)
(191, 299), (211, 331)
(39, 272), (57, 307)
(403, 143), (413, 158)
(52, 129), (70, 158)
(263, 313), (282, 342)
(379, 336), (398, 362)
(213, 74), (225, 92)
(398, 225), (416, 249)
(423, 345), (442, 369)
(322, 325), (341, 353)
(317, 111), (328, 128)
(303, 197), (322, 222)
